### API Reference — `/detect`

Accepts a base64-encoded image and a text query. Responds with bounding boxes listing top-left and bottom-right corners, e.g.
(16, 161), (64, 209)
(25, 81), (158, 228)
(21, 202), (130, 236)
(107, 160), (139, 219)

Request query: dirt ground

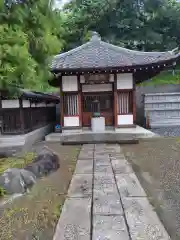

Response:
(121, 137), (180, 240)
(0, 142), (81, 240)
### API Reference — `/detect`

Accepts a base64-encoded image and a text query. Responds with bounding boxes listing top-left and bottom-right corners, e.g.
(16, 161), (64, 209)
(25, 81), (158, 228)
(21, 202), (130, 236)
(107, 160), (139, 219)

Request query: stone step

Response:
(62, 139), (139, 145)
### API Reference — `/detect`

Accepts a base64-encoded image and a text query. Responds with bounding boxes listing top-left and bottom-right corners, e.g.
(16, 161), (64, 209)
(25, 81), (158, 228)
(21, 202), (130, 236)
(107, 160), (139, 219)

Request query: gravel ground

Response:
(151, 126), (180, 137)
(121, 137), (180, 240)
(0, 142), (80, 240)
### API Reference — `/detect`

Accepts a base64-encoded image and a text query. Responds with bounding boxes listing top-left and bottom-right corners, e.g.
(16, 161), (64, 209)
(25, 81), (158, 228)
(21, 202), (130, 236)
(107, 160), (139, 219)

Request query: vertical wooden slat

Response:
(19, 98), (25, 133)
(77, 75), (82, 125)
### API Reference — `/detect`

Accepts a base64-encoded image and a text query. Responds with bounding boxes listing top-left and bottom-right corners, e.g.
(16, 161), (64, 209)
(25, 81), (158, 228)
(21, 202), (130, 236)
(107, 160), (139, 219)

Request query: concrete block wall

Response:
(136, 83), (180, 126)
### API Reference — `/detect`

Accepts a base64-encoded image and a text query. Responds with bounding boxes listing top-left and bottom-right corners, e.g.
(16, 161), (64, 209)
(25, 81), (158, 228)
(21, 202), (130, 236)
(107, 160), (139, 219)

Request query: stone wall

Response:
(136, 83), (180, 126)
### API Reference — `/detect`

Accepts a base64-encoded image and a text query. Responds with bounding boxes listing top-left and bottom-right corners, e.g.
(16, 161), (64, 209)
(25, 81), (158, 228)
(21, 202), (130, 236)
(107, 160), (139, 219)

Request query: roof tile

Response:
(50, 33), (179, 71)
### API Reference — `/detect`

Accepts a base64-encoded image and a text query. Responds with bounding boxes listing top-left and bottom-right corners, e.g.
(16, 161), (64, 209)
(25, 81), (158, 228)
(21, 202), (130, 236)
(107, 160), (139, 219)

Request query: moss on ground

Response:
(0, 143), (80, 240)
(0, 152), (36, 175)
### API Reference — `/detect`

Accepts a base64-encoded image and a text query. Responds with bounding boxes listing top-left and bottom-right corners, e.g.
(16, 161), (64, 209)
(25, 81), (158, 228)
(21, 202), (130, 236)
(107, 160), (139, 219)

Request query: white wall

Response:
(2, 100), (19, 108)
(82, 84), (112, 92)
(109, 74), (114, 82)
(2, 99), (56, 108)
(23, 100), (30, 108)
(36, 103), (46, 107)
(117, 114), (133, 125)
(62, 76), (78, 92)
(117, 73), (133, 90)
(47, 103), (56, 107)
(64, 116), (80, 127)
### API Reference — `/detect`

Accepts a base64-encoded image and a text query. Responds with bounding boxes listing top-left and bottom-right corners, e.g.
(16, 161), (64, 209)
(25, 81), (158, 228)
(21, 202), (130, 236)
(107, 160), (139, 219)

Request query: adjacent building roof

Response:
(50, 32), (180, 73)
(20, 89), (60, 102)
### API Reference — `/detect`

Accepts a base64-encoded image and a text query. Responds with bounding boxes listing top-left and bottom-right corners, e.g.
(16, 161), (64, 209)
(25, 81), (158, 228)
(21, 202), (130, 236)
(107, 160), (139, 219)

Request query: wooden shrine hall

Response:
(49, 32), (180, 132)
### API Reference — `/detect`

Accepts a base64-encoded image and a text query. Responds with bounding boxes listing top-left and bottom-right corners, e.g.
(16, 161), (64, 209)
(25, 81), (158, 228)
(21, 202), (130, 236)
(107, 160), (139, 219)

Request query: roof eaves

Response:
(100, 40), (178, 57)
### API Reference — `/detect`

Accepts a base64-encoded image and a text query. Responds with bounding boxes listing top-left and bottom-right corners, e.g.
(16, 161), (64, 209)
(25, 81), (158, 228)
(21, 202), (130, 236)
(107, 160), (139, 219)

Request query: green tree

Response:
(0, 0), (65, 92)
(62, 0), (180, 51)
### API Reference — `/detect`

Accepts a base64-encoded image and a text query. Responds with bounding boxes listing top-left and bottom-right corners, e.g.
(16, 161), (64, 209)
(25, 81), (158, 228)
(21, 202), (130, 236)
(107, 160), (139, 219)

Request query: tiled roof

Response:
(51, 32), (179, 71)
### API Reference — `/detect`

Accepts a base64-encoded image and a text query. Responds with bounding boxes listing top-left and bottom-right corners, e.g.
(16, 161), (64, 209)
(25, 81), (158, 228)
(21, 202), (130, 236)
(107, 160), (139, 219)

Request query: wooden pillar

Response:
(133, 76), (136, 124)
(29, 100), (33, 131)
(19, 98), (25, 133)
(60, 77), (64, 128)
(113, 74), (118, 128)
(78, 75), (82, 127)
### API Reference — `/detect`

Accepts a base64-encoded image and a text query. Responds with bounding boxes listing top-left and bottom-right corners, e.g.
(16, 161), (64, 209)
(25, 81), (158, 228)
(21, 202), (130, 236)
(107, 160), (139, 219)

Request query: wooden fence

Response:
(0, 104), (56, 135)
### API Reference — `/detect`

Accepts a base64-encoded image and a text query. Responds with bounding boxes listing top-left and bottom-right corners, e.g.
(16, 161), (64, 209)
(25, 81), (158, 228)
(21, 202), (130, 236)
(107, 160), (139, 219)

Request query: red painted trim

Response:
(78, 75), (82, 127)
(63, 91), (79, 94)
(60, 81), (64, 127)
(133, 77), (136, 124)
(114, 74), (118, 128)
(117, 89), (133, 92)
(117, 113), (133, 115)
(64, 115), (79, 117)
(82, 91), (113, 95)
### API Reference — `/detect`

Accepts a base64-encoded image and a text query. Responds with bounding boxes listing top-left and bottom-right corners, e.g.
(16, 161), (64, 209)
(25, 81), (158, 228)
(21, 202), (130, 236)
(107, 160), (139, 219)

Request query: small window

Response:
(117, 91), (133, 114)
(63, 93), (78, 116)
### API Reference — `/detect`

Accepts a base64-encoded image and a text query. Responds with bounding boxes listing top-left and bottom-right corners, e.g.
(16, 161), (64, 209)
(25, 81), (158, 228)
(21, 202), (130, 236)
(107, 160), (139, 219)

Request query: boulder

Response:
(0, 168), (36, 194)
(0, 149), (18, 158)
(24, 147), (60, 177)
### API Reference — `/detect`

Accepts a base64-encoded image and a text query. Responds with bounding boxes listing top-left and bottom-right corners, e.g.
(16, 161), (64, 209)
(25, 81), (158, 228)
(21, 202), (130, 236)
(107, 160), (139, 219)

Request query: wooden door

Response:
(82, 92), (114, 127)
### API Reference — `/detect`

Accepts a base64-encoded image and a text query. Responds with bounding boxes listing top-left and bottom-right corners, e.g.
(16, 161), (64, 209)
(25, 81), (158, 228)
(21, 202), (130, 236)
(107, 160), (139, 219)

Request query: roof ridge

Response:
(54, 40), (94, 59)
(100, 40), (176, 56)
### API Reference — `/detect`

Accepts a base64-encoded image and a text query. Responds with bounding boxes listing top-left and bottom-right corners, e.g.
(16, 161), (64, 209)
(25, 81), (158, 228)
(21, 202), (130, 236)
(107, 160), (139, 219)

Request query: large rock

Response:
(0, 149), (19, 158)
(24, 147), (60, 177)
(0, 168), (36, 194)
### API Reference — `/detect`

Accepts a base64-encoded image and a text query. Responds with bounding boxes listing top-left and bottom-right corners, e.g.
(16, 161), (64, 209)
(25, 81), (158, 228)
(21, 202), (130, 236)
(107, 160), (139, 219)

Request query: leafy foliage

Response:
(0, 0), (64, 92)
(0, 186), (6, 197)
(1, 0), (180, 91)
(62, 0), (180, 51)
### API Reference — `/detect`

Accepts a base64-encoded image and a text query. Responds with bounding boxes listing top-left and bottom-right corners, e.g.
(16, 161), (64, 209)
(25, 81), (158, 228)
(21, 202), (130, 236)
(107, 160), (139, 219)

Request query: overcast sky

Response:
(54, 0), (69, 9)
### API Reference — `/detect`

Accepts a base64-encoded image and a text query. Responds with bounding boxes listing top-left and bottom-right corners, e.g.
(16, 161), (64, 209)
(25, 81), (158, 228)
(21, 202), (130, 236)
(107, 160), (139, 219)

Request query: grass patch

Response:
(0, 152), (35, 198)
(0, 187), (6, 197)
(0, 143), (80, 240)
(0, 152), (36, 174)
(138, 71), (180, 86)
(0, 152), (36, 175)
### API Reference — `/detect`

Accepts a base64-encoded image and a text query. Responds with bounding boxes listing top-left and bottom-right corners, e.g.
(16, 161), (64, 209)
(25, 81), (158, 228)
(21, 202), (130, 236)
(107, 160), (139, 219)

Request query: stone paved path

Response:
(53, 144), (171, 240)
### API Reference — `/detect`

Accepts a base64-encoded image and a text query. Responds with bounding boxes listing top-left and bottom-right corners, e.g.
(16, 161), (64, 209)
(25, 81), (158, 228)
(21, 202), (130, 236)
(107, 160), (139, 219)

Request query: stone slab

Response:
(93, 172), (118, 195)
(111, 159), (133, 174)
(94, 163), (113, 173)
(78, 152), (94, 159)
(94, 155), (109, 159)
(94, 182), (118, 195)
(110, 153), (126, 159)
(78, 156), (94, 161)
(95, 144), (107, 148)
(93, 192), (123, 215)
(74, 160), (93, 174)
(81, 144), (94, 149)
(68, 174), (92, 198)
(53, 197), (91, 240)
(115, 173), (147, 198)
(92, 215), (130, 240)
(94, 157), (111, 166)
(94, 173), (115, 185)
(122, 197), (171, 240)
